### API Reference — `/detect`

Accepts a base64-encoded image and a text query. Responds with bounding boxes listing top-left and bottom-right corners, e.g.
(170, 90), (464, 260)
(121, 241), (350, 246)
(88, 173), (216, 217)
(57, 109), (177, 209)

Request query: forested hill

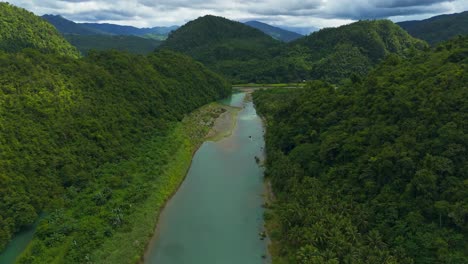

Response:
(398, 11), (468, 45)
(160, 17), (426, 84)
(279, 19), (427, 83)
(254, 36), (468, 263)
(0, 3), (230, 259)
(159, 15), (283, 82)
(0, 3), (79, 57)
(80, 23), (178, 36)
(64, 34), (162, 55)
(245, 21), (303, 42)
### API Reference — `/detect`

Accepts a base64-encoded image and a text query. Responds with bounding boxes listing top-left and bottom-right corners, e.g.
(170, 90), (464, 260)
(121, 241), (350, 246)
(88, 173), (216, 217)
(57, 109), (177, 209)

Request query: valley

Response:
(0, 1), (467, 264)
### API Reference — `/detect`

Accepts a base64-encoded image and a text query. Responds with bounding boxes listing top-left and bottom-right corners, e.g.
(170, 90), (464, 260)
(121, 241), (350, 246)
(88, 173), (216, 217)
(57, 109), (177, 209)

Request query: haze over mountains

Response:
(245, 21), (304, 42)
(42, 14), (179, 38)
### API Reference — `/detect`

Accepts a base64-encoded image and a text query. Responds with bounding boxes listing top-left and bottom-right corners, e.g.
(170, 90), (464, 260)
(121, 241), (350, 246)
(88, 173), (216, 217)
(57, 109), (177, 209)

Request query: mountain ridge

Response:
(245, 20), (303, 42)
(397, 11), (468, 45)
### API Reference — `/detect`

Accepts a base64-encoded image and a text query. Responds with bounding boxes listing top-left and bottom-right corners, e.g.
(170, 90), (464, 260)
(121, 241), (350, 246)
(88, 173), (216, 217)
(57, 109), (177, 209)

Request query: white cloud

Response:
(3, 0), (468, 28)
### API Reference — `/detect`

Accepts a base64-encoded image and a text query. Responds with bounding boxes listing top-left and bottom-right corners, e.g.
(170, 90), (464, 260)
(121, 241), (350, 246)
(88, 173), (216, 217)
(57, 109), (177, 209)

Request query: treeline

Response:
(254, 36), (467, 263)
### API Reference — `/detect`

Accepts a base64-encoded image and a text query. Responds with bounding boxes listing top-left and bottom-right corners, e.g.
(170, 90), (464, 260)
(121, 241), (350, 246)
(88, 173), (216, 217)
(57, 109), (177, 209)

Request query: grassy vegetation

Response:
(17, 102), (229, 264)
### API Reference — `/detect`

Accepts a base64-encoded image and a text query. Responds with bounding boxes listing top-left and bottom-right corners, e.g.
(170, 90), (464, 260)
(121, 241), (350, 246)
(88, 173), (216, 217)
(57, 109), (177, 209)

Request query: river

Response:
(144, 92), (269, 264)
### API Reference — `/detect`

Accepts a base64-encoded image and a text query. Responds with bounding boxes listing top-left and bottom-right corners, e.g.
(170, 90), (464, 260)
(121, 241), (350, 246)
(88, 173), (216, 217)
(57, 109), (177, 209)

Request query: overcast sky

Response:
(5, 0), (468, 29)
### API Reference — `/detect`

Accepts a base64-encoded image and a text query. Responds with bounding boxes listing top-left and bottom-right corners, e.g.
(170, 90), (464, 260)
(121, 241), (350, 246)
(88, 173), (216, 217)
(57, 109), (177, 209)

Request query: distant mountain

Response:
(0, 3), (79, 57)
(64, 34), (161, 55)
(42, 15), (106, 35)
(42, 14), (178, 40)
(81, 23), (179, 36)
(245, 21), (303, 42)
(279, 25), (319, 35)
(41, 15), (169, 54)
(397, 11), (468, 45)
(160, 15), (283, 83)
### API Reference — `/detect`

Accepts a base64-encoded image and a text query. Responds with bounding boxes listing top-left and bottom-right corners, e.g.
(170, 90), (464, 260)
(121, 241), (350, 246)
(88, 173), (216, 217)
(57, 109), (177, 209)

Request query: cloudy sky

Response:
(5, 0), (468, 29)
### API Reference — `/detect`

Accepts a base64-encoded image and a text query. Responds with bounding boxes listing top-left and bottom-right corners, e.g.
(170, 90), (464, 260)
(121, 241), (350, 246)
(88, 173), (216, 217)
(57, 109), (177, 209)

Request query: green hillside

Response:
(161, 18), (426, 84)
(277, 19), (427, 83)
(0, 49), (229, 263)
(254, 36), (468, 264)
(64, 34), (162, 55)
(0, 3), (79, 57)
(398, 11), (468, 45)
(159, 15), (283, 83)
(0, 4), (230, 261)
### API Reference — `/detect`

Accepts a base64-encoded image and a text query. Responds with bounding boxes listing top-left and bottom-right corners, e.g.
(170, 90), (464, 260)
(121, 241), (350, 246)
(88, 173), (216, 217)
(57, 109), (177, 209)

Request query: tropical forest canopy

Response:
(0, 3), (79, 57)
(253, 36), (468, 264)
(0, 2), (230, 260)
(0, 1), (467, 263)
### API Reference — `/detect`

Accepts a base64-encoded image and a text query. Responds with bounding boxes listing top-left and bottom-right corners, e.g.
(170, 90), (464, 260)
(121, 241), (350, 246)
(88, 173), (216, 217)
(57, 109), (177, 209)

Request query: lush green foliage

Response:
(15, 103), (228, 264)
(245, 21), (303, 42)
(398, 11), (468, 45)
(0, 3), (79, 57)
(161, 17), (426, 84)
(159, 15), (284, 83)
(254, 36), (468, 264)
(278, 20), (427, 83)
(64, 34), (162, 55)
(0, 47), (230, 256)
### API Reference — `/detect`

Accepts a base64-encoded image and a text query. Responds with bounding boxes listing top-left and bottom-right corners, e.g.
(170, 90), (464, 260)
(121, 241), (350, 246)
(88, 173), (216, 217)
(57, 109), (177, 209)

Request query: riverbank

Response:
(139, 102), (240, 263)
(16, 101), (236, 264)
(144, 92), (268, 264)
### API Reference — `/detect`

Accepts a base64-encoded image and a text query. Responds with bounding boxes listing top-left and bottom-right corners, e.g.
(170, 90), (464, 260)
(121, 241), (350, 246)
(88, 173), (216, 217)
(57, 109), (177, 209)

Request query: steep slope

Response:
(64, 34), (162, 55)
(275, 20), (427, 83)
(0, 3), (79, 57)
(42, 14), (106, 35)
(398, 11), (468, 45)
(0, 3), (230, 260)
(245, 20), (303, 42)
(0, 49), (230, 261)
(254, 36), (468, 264)
(159, 15), (283, 83)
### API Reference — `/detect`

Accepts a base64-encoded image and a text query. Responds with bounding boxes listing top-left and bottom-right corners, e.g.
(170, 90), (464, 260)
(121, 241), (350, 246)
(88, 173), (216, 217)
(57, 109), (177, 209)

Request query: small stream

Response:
(0, 220), (39, 264)
(144, 92), (269, 264)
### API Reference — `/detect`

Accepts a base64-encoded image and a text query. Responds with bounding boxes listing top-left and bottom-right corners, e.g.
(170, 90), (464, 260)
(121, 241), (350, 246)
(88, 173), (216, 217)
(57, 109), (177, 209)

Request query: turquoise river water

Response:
(144, 92), (269, 264)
